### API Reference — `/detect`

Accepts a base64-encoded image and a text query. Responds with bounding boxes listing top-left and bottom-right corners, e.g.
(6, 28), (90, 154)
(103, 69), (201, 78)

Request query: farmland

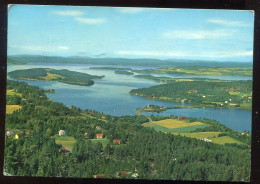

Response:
(6, 105), (22, 114)
(152, 119), (204, 129)
(210, 136), (245, 145)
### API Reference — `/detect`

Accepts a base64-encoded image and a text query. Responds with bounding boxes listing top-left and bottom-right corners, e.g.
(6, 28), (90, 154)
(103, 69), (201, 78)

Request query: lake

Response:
(7, 63), (252, 133)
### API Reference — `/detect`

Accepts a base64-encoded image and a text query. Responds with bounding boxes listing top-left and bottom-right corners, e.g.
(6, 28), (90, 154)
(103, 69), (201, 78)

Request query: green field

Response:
(55, 135), (76, 150)
(169, 124), (209, 133)
(7, 89), (22, 96)
(143, 120), (209, 133)
(210, 136), (244, 145)
(172, 132), (221, 139)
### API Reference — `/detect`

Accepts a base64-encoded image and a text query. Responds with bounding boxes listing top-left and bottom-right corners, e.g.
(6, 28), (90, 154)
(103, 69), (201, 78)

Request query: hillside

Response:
(4, 80), (251, 181)
(130, 80), (252, 110)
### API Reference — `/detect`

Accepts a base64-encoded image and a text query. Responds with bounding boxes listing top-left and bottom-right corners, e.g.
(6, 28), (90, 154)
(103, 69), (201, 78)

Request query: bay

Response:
(7, 63), (252, 133)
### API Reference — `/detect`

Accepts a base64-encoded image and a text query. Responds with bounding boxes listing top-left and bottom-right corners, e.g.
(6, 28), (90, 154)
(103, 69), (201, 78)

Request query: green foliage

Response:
(4, 80), (251, 181)
(130, 80), (252, 106)
(8, 68), (104, 86)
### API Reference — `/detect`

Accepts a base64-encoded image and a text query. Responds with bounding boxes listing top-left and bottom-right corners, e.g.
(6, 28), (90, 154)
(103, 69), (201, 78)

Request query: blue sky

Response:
(8, 5), (254, 62)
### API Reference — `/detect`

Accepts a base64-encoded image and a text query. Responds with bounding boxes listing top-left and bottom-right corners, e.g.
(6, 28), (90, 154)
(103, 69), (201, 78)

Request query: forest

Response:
(4, 80), (251, 181)
(130, 80), (252, 110)
(8, 68), (104, 86)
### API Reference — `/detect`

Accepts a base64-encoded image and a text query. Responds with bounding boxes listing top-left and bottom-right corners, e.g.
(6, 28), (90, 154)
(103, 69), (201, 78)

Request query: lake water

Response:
(7, 63), (252, 133)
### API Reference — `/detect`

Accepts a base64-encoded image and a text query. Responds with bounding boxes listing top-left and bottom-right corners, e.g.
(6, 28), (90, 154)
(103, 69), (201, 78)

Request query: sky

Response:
(8, 5), (254, 62)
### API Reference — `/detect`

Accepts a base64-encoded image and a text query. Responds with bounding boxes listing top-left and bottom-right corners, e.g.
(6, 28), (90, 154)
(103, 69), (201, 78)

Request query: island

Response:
(114, 70), (134, 75)
(130, 80), (252, 110)
(8, 68), (105, 86)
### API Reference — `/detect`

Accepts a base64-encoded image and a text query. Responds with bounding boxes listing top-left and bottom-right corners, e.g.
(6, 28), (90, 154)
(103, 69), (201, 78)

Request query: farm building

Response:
(59, 130), (66, 136)
(121, 171), (127, 175)
(93, 174), (103, 178)
(178, 116), (187, 120)
(230, 102), (240, 107)
(200, 138), (212, 142)
(59, 148), (69, 152)
(113, 140), (121, 144)
(14, 134), (21, 139)
(6, 130), (14, 136)
(96, 134), (103, 139)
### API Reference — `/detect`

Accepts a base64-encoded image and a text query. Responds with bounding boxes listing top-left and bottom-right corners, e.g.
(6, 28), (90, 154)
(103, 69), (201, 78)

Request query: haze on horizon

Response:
(8, 5), (254, 62)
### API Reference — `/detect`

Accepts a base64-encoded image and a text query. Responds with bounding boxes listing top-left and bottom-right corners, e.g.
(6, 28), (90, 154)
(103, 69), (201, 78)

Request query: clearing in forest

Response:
(55, 135), (76, 150)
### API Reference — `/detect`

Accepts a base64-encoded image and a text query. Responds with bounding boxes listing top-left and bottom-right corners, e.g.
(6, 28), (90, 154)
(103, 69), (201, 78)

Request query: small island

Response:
(114, 70), (134, 75)
(8, 68), (104, 86)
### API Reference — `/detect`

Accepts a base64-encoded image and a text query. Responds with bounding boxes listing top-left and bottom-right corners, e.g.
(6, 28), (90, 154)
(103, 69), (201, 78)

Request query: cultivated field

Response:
(210, 136), (245, 145)
(6, 105), (22, 114)
(152, 119), (204, 129)
(172, 132), (221, 139)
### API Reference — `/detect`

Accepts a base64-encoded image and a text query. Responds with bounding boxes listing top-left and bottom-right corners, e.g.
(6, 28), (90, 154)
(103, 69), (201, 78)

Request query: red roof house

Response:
(178, 116), (187, 120)
(93, 174), (104, 178)
(113, 140), (121, 144)
(96, 134), (103, 139)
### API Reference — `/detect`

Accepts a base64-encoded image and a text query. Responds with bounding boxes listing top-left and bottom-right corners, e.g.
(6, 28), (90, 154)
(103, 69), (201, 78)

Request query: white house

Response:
(59, 130), (66, 136)
(6, 130), (14, 136)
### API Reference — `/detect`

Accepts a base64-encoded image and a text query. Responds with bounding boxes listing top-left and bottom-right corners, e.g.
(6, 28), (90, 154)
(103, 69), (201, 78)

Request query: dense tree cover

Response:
(8, 68), (104, 86)
(4, 80), (251, 181)
(130, 80), (252, 106)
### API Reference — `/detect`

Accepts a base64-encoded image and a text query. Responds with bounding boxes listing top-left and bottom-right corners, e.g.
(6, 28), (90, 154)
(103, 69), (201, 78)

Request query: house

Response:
(230, 102), (240, 107)
(96, 134), (103, 139)
(14, 134), (21, 139)
(59, 130), (66, 136)
(84, 131), (88, 135)
(241, 131), (248, 136)
(178, 116), (187, 120)
(6, 130), (14, 136)
(93, 174), (104, 178)
(113, 140), (121, 144)
(59, 148), (69, 152)
(200, 138), (212, 142)
(121, 171), (127, 175)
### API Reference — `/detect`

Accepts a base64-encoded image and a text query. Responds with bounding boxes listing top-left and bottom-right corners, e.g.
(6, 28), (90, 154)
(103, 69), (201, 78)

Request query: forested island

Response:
(8, 68), (104, 86)
(130, 80), (252, 110)
(115, 70), (134, 75)
(5, 80), (251, 181)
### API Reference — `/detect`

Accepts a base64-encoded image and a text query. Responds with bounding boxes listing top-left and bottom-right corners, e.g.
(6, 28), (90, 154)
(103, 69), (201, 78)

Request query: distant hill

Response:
(7, 55), (253, 68)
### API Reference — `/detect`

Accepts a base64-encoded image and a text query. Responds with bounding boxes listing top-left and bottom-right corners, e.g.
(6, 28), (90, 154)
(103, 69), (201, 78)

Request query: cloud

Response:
(57, 46), (69, 50)
(53, 10), (84, 16)
(117, 7), (145, 14)
(75, 17), (105, 24)
(207, 19), (250, 27)
(10, 45), (70, 52)
(10, 45), (46, 51)
(163, 29), (234, 39)
(208, 51), (253, 58)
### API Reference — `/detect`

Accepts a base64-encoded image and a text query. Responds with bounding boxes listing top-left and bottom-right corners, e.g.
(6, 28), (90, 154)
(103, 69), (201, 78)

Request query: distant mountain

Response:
(7, 55), (252, 68)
